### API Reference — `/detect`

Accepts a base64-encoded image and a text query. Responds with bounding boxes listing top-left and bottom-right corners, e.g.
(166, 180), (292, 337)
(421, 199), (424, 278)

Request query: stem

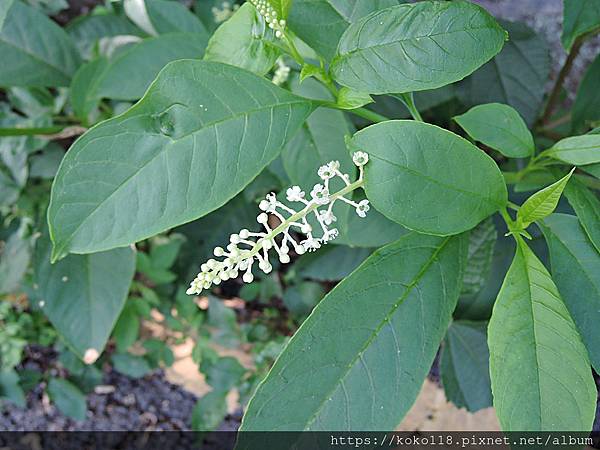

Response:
(282, 32), (304, 66)
(540, 36), (584, 124)
(348, 107), (390, 123)
(397, 92), (423, 121)
(242, 179), (364, 259)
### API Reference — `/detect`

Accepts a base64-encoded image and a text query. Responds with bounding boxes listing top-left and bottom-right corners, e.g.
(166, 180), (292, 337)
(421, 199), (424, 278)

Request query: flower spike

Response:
(187, 152), (370, 295)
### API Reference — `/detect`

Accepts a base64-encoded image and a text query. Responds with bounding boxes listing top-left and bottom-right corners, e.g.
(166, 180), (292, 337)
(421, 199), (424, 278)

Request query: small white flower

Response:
(257, 213), (269, 224)
(356, 199), (370, 218)
(310, 184), (330, 205)
(317, 161), (340, 180)
(319, 210), (337, 225)
(301, 237), (321, 252)
(286, 186), (305, 202)
(352, 151), (369, 167)
(322, 228), (339, 242)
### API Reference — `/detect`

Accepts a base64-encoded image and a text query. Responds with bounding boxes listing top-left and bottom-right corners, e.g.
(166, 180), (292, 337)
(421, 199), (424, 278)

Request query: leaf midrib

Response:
(302, 237), (452, 430)
(369, 153), (504, 209)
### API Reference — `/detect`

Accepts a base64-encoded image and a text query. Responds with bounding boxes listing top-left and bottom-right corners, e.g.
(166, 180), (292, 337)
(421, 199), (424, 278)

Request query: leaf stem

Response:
(347, 107), (390, 123)
(397, 92), (423, 122)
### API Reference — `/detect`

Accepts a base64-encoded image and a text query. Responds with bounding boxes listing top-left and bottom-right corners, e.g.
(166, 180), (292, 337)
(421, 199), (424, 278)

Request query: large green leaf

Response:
(352, 120), (507, 236)
(572, 54), (600, 133)
(85, 33), (208, 102)
(0, 0), (81, 87)
(546, 134), (600, 166)
(457, 21), (550, 127)
(440, 321), (491, 412)
(488, 237), (596, 431)
(564, 177), (600, 252)
(204, 3), (279, 76)
(288, 0), (400, 61)
(540, 214), (600, 372)
(34, 232), (136, 359)
(453, 103), (533, 158)
(241, 232), (467, 431)
(562, 0), (600, 51)
(49, 61), (315, 259)
(330, 1), (505, 95)
(270, 0), (293, 19)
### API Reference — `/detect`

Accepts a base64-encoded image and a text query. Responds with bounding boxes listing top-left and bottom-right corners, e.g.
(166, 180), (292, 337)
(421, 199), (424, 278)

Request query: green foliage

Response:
(34, 232), (136, 359)
(546, 134), (600, 166)
(47, 378), (87, 421)
(48, 60), (315, 259)
(561, 0), (600, 50)
(204, 3), (280, 75)
(440, 321), (491, 412)
(539, 214), (600, 371)
(572, 54), (600, 133)
(241, 232), (466, 430)
(353, 120), (507, 235)
(515, 170), (573, 229)
(453, 103), (534, 158)
(0, 0), (81, 87)
(488, 237), (596, 431)
(330, 1), (506, 94)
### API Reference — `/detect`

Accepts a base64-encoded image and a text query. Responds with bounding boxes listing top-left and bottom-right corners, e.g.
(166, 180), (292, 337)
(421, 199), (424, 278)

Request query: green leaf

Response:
(204, 3), (279, 76)
(572, 54), (600, 133)
(241, 232), (467, 431)
(201, 356), (246, 393)
(488, 237), (596, 431)
(34, 232), (136, 359)
(66, 12), (144, 59)
(564, 177), (600, 252)
(283, 281), (325, 317)
(440, 321), (491, 412)
(0, 369), (25, 407)
(0, 0), (81, 86)
(0, 228), (31, 295)
(112, 302), (140, 353)
(287, 0), (400, 61)
(546, 134), (600, 166)
(29, 143), (64, 179)
(453, 103), (534, 158)
(192, 391), (228, 432)
(296, 245), (371, 282)
(299, 63), (320, 82)
(516, 170), (574, 229)
(330, 1), (505, 95)
(47, 378), (87, 421)
(352, 120), (507, 236)
(562, 0), (600, 51)
(269, 0), (293, 19)
(336, 87), (373, 110)
(69, 57), (109, 122)
(145, 0), (209, 35)
(87, 33), (209, 102)
(540, 214), (600, 372)
(457, 21), (550, 127)
(111, 353), (152, 378)
(461, 218), (497, 297)
(48, 60), (315, 259)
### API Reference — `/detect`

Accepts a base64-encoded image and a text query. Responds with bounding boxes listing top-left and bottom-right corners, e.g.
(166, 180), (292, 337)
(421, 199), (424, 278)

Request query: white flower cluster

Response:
(248, 0), (286, 38)
(272, 57), (290, 86)
(186, 152), (370, 295)
(211, 1), (239, 23)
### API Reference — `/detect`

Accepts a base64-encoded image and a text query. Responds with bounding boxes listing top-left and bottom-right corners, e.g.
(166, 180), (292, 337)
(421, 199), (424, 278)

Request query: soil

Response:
(0, 346), (242, 432)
